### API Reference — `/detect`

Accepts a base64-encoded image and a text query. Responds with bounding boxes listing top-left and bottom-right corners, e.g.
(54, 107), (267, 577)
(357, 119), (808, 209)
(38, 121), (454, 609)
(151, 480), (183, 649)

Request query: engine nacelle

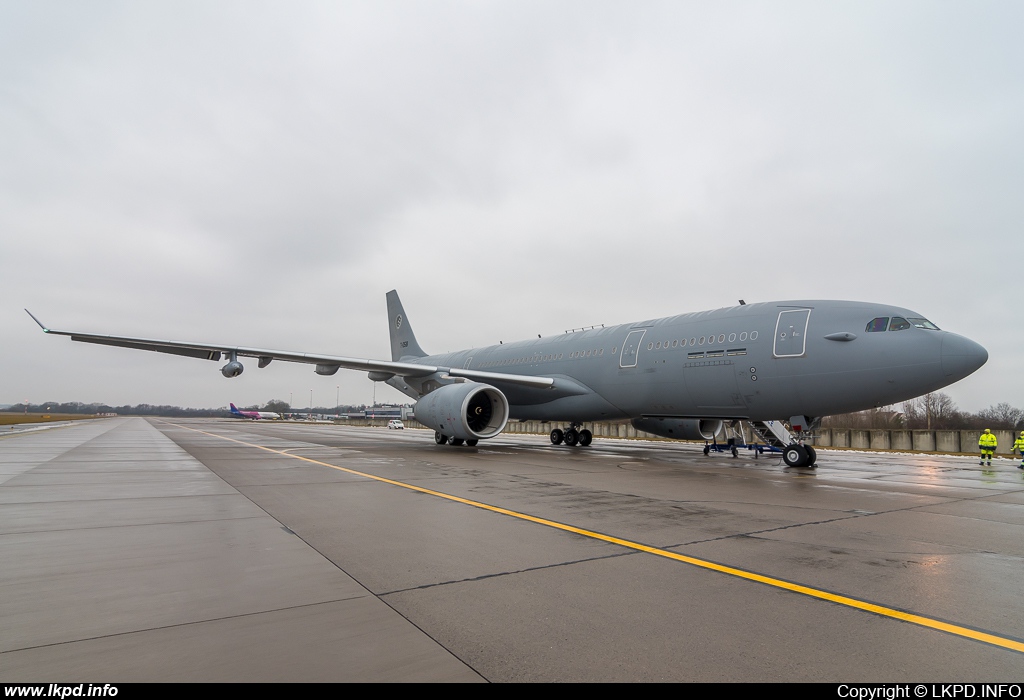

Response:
(414, 382), (509, 441)
(631, 417), (723, 441)
(221, 361), (244, 378)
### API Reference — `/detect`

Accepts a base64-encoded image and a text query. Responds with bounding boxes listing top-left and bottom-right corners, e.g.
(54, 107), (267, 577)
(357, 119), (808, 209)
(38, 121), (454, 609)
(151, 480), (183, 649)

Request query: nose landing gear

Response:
(782, 444), (817, 468)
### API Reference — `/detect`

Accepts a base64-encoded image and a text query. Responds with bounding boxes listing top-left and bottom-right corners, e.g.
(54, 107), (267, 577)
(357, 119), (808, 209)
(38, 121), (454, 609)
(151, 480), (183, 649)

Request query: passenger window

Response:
(889, 317), (911, 331)
(865, 317), (889, 332)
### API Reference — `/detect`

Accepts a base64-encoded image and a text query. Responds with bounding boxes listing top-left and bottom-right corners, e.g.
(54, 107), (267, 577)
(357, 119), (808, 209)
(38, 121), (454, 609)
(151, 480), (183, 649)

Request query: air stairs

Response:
(750, 420), (796, 450)
(705, 418), (818, 467)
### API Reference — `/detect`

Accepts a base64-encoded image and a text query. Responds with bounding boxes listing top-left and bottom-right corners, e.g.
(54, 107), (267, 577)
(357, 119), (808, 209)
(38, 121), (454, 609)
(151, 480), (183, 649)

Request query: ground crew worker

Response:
(979, 428), (997, 466)
(1013, 431), (1024, 470)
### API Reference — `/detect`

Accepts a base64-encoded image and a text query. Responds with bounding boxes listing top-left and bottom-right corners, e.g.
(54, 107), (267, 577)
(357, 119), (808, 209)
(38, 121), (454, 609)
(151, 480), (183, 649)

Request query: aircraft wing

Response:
(25, 310), (556, 390)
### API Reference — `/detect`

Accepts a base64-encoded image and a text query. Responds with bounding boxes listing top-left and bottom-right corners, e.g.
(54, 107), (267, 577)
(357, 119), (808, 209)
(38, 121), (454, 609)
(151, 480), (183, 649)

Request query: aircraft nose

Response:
(941, 333), (988, 381)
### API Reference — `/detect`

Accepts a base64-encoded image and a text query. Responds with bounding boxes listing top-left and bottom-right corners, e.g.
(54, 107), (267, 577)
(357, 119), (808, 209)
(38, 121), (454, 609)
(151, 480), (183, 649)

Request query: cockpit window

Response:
(908, 317), (940, 330)
(865, 317), (888, 332)
(888, 317), (911, 331)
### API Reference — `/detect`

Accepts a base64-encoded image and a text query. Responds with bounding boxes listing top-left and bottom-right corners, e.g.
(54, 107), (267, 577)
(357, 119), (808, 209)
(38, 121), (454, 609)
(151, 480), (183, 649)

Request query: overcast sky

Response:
(2, 1), (1021, 413)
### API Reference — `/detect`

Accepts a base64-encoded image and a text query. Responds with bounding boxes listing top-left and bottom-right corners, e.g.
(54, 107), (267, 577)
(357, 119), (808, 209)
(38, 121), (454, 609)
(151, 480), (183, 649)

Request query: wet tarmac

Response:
(2, 417), (1022, 681)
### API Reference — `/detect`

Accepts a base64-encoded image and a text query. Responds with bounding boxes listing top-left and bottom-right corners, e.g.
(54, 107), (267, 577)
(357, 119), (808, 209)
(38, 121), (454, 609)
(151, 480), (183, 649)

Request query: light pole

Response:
(336, 385), (340, 418)
(309, 389), (313, 420)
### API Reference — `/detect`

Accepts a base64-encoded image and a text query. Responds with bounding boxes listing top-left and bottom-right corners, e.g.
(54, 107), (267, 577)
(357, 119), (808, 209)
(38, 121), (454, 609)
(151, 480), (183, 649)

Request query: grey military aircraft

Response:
(26, 291), (987, 468)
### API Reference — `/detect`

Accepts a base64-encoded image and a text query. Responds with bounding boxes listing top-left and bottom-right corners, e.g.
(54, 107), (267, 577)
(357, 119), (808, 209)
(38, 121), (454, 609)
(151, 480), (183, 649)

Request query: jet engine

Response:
(414, 382), (509, 441)
(221, 361), (244, 378)
(631, 417), (723, 441)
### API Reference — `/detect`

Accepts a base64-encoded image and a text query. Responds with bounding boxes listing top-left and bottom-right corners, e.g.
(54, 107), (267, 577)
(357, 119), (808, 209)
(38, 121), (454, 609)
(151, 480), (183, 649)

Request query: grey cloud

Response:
(2, 1), (1020, 411)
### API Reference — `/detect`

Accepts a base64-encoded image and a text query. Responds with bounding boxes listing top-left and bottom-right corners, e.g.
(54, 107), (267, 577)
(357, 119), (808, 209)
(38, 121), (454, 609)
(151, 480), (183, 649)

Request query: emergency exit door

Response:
(620, 329), (646, 368)
(774, 309), (811, 358)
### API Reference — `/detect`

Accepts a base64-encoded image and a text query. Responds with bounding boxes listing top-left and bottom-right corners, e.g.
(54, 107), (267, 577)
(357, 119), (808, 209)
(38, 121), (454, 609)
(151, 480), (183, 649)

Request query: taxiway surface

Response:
(2, 417), (1022, 681)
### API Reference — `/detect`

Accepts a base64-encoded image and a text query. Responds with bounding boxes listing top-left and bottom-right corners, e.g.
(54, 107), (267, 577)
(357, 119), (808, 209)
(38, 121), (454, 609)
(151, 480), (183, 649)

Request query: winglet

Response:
(25, 309), (49, 332)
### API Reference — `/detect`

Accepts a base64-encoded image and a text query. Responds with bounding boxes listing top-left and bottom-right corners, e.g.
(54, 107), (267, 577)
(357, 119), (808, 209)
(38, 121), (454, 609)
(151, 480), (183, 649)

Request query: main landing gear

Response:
(550, 423), (593, 447)
(434, 432), (478, 447)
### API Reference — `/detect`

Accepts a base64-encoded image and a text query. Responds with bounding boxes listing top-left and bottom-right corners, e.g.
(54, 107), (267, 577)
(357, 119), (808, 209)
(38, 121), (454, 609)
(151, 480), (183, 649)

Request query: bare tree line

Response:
(7, 394), (1020, 431)
(1, 401), (226, 417)
(822, 393), (1023, 431)
(1, 399), (401, 418)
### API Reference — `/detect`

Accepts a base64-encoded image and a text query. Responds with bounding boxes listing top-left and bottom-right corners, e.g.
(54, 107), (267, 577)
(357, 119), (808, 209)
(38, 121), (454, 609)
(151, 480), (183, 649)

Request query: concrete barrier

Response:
(995, 430), (1014, 454)
(935, 431), (960, 453)
(912, 431), (935, 452)
(371, 418), (1011, 456)
(890, 430), (912, 451)
(850, 430), (870, 449)
(869, 430), (891, 450)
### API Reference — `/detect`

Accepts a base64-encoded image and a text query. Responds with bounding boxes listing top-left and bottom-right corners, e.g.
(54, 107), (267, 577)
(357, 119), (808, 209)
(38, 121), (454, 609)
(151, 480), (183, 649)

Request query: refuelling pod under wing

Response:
(631, 417), (723, 441)
(414, 382), (509, 441)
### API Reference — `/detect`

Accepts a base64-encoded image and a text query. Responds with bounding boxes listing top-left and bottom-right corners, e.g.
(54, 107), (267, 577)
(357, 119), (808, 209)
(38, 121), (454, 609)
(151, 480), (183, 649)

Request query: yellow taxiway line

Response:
(166, 422), (1024, 655)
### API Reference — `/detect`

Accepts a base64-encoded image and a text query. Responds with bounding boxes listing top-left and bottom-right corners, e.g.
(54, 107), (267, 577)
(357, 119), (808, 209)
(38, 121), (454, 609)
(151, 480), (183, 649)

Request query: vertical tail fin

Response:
(230, 403), (240, 414)
(386, 290), (427, 361)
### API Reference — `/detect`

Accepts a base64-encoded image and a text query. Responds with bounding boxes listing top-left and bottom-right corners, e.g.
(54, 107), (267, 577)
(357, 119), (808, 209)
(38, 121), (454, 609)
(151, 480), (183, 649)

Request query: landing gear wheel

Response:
(804, 445), (817, 467)
(783, 444), (808, 467)
(703, 444), (710, 456)
(564, 429), (579, 446)
(731, 445), (739, 458)
(466, 439), (478, 447)
(550, 429), (564, 445)
(450, 437), (465, 446)
(434, 432), (448, 445)
(579, 429), (593, 447)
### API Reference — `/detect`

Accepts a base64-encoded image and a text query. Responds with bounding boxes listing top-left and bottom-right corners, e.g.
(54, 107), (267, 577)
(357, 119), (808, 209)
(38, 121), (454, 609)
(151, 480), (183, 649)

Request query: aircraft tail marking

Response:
(386, 290), (427, 361)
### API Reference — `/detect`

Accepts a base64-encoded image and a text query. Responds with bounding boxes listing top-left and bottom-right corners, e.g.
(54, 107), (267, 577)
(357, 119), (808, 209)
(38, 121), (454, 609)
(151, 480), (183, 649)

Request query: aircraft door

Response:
(620, 330), (646, 368)
(774, 309), (811, 358)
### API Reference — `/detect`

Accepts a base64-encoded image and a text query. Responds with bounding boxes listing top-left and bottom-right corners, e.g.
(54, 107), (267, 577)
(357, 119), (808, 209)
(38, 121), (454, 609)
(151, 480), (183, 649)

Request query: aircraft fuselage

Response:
(388, 300), (987, 424)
